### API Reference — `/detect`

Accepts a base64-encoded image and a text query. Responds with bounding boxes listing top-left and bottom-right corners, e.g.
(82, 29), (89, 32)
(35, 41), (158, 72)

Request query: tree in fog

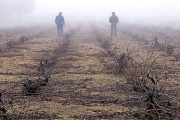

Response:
(8, 0), (35, 21)
(0, 0), (35, 23)
(0, 0), (10, 22)
(0, 0), (6, 14)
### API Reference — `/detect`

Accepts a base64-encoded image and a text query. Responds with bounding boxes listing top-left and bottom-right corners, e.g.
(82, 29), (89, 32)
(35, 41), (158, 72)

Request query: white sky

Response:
(1, 0), (180, 25)
(34, 0), (179, 15)
(30, 0), (180, 24)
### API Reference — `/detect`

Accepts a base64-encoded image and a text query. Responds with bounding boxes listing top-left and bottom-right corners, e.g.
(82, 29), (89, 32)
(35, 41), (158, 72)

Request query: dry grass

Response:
(0, 23), (180, 119)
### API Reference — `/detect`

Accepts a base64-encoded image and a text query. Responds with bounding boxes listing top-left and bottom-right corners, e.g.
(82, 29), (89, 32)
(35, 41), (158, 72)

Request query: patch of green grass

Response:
(76, 109), (84, 112)
(40, 109), (84, 116)
(46, 110), (65, 114)
(37, 111), (44, 114)
(122, 112), (128, 116)
(99, 78), (122, 82)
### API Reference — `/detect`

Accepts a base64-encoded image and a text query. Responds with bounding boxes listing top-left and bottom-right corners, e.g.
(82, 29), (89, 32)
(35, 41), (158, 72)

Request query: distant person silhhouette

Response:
(55, 12), (65, 36)
(109, 12), (119, 37)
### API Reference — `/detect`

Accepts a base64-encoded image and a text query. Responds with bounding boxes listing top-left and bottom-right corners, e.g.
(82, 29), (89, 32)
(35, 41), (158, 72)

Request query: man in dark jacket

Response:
(109, 12), (119, 37)
(55, 12), (65, 36)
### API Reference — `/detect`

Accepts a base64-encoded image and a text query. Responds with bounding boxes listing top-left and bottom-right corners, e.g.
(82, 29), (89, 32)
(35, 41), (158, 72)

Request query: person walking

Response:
(55, 12), (65, 36)
(109, 12), (119, 37)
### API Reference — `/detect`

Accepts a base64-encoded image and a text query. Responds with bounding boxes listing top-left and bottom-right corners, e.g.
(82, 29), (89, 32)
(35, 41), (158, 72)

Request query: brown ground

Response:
(0, 24), (180, 119)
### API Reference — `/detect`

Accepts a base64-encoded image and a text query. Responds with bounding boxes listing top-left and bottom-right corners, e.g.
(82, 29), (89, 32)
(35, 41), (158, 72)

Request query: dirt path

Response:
(0, 27), (131, 119)
(1, 25), (180, 119)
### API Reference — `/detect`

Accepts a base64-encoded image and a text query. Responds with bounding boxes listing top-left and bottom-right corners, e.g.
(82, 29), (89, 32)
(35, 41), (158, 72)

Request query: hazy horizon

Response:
(0, 0), (180, 26)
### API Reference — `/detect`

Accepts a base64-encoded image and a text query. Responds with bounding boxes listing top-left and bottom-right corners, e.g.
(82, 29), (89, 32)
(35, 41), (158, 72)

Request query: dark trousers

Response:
(111, 23), (117, 37)
(56, 24), (63, 36)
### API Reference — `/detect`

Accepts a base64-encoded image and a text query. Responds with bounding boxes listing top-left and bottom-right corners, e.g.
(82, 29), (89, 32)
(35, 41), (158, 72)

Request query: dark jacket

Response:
(55, 15), (65, 25)
(109, 15), (119, 24)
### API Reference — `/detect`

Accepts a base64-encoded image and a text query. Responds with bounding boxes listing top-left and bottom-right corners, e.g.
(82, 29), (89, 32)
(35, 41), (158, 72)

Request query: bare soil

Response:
(0, 24), (180, 119)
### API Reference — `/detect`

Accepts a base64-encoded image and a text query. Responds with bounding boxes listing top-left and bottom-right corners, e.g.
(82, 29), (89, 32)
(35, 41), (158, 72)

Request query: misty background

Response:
(0, 0), (180, 26)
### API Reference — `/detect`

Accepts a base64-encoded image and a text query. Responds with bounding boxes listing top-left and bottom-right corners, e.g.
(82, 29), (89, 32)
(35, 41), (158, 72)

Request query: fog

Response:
(0, 0), (180, 26)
